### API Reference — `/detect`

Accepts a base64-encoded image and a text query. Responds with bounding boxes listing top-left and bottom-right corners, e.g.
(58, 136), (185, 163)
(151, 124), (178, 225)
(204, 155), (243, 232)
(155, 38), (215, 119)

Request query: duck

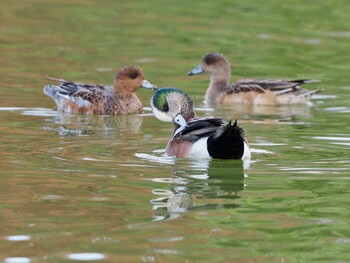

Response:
(44, 66), (157, 115)
(188, 52), (321, 105)
(150, 87), (251, 160)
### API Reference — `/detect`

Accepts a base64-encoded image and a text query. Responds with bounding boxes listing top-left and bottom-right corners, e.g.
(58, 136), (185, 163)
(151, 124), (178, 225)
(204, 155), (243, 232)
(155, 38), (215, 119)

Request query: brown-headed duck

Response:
(44, 66), (157, 115)
(188, 53), (321, 105)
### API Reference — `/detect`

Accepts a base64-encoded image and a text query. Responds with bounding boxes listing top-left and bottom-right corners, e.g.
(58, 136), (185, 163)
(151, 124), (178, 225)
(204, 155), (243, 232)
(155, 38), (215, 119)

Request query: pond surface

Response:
(1, 0), (350, 262)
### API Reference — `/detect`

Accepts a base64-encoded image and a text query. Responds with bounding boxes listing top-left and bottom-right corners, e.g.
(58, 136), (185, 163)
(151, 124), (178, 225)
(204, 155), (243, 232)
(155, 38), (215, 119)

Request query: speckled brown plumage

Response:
(44, 66), (156, 115)
(188, 52), (321, 105)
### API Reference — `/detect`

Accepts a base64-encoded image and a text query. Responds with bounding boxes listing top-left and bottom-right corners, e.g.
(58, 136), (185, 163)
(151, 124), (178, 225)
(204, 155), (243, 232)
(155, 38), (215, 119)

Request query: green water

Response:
(1, 0), (350, 262)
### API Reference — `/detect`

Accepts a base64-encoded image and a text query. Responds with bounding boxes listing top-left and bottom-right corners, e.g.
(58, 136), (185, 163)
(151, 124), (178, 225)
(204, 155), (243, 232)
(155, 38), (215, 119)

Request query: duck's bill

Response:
(188, 65), (204, 76)
(142, 79), (158, 90)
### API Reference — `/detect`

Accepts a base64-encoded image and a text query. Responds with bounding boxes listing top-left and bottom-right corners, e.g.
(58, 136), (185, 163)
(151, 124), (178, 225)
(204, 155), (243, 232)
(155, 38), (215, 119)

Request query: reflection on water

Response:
(43, 111), (144, 137)
(324, 106), (350, 113)
(198, 102), (327, 129)
(150, 159), (246, 221)
(0, 107), (144, 137)
(135, 152), (175, 165)
(209, 101), (314, 119)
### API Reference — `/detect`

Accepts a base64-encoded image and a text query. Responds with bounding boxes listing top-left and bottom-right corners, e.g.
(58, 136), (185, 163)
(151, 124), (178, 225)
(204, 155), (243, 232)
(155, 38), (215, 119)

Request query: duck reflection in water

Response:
(151, 158), (246, 221)
(43, 114), (143, 138)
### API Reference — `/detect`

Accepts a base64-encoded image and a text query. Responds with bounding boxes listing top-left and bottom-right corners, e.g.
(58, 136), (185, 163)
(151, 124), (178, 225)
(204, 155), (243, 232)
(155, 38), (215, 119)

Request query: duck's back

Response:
(168, 118), (249, 159)
(44, 80), (112, 114)
(215, 79), (320, 105)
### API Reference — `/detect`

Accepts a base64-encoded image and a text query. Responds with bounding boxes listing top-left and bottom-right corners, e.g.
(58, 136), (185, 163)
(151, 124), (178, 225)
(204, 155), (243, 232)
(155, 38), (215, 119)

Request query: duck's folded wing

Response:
(176, 118), (226, 143)
(45, 78), (106, 106)
(227, 79), (320, 95)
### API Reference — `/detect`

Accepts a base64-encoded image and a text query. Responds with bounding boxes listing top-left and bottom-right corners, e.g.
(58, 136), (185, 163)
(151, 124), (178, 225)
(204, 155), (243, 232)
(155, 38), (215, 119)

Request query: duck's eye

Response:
(163, 104), (169, 112)
(205, 56), (214, 65)
(130, 72), (138, 79)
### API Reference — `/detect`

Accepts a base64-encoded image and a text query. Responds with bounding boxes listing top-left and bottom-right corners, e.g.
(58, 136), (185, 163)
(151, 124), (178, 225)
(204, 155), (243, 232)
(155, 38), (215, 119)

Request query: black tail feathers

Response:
(207, 120), (245, 159)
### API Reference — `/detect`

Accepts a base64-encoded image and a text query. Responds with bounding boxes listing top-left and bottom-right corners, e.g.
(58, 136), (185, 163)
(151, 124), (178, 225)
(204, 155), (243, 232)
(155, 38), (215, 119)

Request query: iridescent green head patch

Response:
(151, 87), (187, 112)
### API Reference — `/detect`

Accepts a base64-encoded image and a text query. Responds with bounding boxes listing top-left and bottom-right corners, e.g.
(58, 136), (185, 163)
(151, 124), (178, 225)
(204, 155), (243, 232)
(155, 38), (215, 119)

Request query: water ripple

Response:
(0, 107), (57, 117)
(324, 107), (350, 113)
(135, 152), (175, 165)
(4, 258), (31, 263)
(326, 31), (350, 37)
(65, 253), (106, 261)
(314, 136), (350, 141)
(5, 235), (31, 241)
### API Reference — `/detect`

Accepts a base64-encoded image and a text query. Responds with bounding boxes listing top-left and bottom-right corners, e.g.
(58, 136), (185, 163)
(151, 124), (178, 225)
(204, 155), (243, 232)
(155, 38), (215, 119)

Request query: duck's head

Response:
(188, 52), (230, 76)
(115, 66), (157, 93)
(150, 88), (196, 125)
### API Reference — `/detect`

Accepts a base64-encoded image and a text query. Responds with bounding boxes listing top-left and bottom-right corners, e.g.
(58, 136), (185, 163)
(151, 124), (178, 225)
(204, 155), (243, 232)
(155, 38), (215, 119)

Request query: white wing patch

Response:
(57, 93), (92, 107)
(56, 93), (71, 100)
(71, 97), (92, 107)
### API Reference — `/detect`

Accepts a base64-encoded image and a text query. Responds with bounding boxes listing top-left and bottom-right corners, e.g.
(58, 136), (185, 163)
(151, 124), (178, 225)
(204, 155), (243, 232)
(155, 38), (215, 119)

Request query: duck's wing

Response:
(44, 77), (107, 107)
(227, 79), (321, 96)
(175, 118), (225, 143)
(172, 118), (248, 159)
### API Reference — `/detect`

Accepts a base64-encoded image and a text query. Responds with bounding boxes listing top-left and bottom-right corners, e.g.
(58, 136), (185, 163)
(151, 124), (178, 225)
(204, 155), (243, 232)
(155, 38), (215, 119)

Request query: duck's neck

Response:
(114, 80), (137, 95)
(112, 83), (139, 103)
(205, 67), (231, 103)
(181, 106), (196, 122)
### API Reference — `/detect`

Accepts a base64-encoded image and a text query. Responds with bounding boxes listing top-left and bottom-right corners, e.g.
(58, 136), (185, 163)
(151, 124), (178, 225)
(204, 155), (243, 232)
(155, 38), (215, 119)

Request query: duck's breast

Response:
(166, 139), (192, 158)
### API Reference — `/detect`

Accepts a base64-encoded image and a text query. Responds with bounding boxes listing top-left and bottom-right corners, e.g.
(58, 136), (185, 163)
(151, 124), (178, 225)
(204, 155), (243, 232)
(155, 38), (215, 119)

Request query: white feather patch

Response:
(152, 107), (172, 122)
(57, 93), (71, 100)
(188, 137), (210, 158)
(72, 97), (92, 107)
(56, 92), (92, 107)
(241, 142), (251, 161)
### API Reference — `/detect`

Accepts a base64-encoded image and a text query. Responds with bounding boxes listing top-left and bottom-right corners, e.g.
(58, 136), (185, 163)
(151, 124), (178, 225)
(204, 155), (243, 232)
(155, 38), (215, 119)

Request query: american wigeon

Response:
(44, 66), (157, 115)
(188, 53), (321, 105)
(150, 87), (251, 160)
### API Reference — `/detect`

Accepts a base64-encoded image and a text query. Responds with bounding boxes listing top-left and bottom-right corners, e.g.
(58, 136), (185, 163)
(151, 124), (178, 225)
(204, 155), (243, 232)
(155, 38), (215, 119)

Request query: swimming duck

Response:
(44, 66), (157, 115)
(150, 87), (251, 160)
(188, 52), (321, 105)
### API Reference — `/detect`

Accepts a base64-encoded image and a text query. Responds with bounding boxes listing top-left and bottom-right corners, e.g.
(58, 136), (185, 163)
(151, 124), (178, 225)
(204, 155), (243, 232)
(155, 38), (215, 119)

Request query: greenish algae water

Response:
(1, 0), (350, 262)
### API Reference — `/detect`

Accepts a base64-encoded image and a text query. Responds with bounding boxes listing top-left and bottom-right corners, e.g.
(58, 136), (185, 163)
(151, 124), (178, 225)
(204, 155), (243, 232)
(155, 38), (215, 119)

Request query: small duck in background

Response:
(188, 52), (321, 105)
(150, 87), (251, 160)
(44, 66), (157, 115)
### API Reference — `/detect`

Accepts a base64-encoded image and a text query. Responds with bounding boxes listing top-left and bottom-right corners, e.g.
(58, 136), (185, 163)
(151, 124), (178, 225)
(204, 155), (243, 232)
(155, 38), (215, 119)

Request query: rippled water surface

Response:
(1, 0), (350, 262)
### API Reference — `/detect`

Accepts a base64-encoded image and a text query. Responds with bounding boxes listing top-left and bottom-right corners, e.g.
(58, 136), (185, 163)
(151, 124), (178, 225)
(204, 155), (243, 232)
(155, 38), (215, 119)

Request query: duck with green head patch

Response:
(150, 87), (251, 160)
